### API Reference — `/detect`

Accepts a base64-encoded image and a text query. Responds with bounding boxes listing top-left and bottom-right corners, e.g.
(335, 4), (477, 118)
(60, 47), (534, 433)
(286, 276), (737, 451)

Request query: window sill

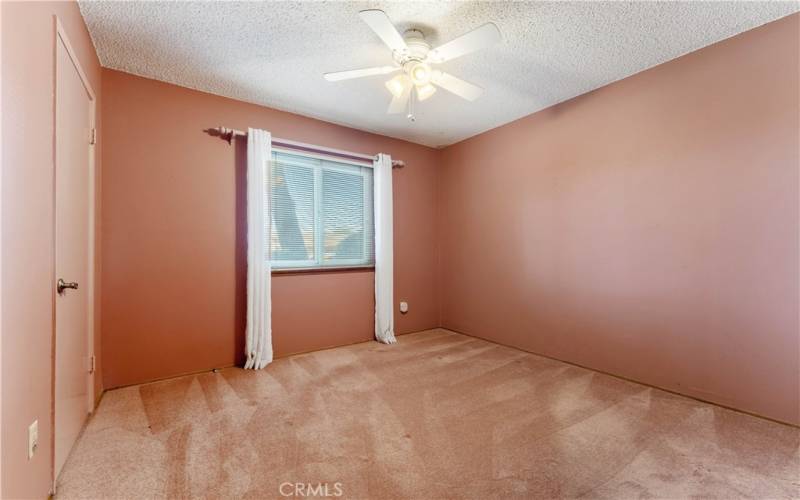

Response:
(271, 265), (375, 276)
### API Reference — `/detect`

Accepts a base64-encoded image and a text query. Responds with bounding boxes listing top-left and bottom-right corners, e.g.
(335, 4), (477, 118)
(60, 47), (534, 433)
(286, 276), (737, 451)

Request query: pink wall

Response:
(439, 15), (799, 425)
(1, 1), (103, 497)
(100, 69), (440, 389)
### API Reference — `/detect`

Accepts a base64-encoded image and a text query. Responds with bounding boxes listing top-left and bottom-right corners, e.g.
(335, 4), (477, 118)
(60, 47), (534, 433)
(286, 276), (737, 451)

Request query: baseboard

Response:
(440, 326), (799, 429)
(104, 327), (440, 392)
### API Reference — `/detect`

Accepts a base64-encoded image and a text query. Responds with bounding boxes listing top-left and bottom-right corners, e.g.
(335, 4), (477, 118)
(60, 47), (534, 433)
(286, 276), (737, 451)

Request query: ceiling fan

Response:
(324, 10), (501, 121)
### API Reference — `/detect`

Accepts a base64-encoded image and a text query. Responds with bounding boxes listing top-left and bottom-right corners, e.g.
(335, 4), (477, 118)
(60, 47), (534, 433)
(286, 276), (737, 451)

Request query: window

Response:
(269, 150), (374, 269)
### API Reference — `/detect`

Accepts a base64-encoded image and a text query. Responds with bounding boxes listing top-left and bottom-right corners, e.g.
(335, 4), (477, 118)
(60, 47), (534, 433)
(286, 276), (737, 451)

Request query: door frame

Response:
(51, 16), (97, 487)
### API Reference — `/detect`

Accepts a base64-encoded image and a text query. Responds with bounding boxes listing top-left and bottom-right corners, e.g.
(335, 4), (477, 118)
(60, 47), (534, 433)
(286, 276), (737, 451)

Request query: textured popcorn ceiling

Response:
(79, 1), (798, 147)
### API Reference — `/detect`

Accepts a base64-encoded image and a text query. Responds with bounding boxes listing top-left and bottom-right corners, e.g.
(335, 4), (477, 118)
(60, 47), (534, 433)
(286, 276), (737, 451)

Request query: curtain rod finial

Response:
(219, 126), (234, 144)
(204, 126), (240, 144)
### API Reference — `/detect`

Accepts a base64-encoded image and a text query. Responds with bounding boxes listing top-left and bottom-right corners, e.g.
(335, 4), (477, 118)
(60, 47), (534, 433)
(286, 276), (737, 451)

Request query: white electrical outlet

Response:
(28, 420), (38, 460)
(399, 301), (409, 314)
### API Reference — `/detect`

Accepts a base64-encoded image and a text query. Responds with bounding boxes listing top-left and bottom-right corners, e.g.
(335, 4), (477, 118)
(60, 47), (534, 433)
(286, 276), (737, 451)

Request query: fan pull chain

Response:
(407, 87), (417, 122)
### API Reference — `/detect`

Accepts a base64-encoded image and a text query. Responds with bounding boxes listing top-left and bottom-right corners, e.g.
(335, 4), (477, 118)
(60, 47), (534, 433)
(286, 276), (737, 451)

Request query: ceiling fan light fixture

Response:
(325, 10), (502, 121)
(409, 62), (432, 86)
(385, 74), (410, 98)
(416, 83), (436, 101)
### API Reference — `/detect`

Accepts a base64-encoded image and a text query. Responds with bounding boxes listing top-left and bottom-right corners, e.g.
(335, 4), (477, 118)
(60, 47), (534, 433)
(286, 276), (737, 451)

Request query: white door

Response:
(54, 29), (94, 479)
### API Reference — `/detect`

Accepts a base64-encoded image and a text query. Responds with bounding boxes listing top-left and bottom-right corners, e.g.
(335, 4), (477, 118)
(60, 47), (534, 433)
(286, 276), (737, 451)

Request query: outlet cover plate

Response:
(28, 420), (38, 459)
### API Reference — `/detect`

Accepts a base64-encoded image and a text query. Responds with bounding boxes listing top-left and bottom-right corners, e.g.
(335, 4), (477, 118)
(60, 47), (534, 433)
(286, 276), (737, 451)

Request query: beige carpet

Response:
(56, 329), (799, 499)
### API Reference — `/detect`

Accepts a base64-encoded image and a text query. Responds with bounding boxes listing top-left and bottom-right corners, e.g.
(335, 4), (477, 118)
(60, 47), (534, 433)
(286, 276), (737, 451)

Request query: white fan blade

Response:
(431, 71), (483, 101)
(359, 10), (408, 53)
(387, 79), (412, 114)
(324, 66), (399, 82)
(427, 23), (501, 63)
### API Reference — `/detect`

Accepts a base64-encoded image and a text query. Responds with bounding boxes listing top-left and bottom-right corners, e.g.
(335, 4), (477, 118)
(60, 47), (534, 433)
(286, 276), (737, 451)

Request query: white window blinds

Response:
(270, 150), (374, 268)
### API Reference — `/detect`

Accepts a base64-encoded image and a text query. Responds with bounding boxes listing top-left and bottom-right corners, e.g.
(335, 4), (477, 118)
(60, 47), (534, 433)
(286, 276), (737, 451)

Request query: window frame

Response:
(270, 146), (375, 271)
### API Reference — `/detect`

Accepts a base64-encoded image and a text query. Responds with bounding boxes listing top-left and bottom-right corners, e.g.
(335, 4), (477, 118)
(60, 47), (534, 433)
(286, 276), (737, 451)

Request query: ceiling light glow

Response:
(409, 63), (431, 86)
(385, 74), (409, 98)
(416, 83), (436, 101)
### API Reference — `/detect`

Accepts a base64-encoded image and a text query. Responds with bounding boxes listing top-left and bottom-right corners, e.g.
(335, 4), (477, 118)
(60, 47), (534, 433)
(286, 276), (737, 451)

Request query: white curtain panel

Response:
(374, 153), (397, 344)
(244, 128), (273, 369)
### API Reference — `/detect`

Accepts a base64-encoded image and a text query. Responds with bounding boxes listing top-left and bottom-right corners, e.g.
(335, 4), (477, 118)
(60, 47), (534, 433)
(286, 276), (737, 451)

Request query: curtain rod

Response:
(205, 126), (405, 169)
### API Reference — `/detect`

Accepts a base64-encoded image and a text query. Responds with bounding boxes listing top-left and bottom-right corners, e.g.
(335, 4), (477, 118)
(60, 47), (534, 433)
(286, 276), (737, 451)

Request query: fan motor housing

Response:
(395, 29), (430, 64)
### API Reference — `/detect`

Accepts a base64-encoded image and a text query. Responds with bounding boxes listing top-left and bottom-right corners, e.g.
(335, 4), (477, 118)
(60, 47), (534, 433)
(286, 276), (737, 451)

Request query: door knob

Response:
(57, 278), (79, 294)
